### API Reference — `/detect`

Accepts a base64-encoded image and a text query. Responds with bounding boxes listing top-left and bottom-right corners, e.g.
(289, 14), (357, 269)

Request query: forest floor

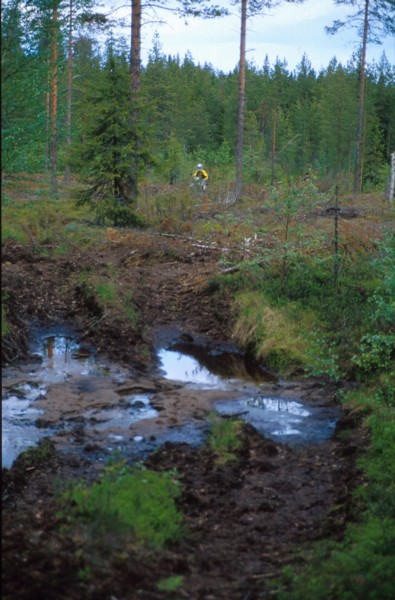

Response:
(1, 195), (380, 600)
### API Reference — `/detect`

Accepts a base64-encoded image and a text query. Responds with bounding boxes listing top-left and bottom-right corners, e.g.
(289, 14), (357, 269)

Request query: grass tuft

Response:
(207, 414), (244, 464)
(58, 459), (184, 550)
(233, 291), (312, 373)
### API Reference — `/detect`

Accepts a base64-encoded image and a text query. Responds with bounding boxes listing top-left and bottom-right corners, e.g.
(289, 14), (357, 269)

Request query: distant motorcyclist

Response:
(192, 163), (208, 191)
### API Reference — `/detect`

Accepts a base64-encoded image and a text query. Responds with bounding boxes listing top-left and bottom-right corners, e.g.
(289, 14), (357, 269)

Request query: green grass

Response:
(2, 196), (101, 250)
(95, 280), (117, 303)
(76, 270), (140, 328)
(156, 575), (184, 592)
(274, 388), (395, 600)
(232, 291), (313, 374)
(59, 460), (184, 550)
(13, 439), (55, 470)
(207, 414), (244, 464)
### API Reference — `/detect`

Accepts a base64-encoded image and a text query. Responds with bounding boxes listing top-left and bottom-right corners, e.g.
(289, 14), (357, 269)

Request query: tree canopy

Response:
(2, 0), (394, 205)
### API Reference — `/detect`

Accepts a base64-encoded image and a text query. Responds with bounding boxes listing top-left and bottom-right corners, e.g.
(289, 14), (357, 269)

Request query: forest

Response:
(2, 0), (395, 204)
(2, 1), (395, 599)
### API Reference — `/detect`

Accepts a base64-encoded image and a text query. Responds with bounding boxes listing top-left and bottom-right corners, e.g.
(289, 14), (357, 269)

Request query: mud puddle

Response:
(2, 328), (341, 469)
(157, 341), (273, 387)
(2, 329), (159, 468)
(158, 341), (340, 446)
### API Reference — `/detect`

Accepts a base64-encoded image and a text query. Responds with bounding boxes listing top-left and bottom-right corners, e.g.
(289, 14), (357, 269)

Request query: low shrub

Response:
(59, 460), (184, 549)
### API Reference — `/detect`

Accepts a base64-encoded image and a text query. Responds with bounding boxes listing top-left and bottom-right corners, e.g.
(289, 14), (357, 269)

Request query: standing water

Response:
(158, 343), (340, 446)
(2, 331), (341, 468)
(2, 333), (96, 468)
(2, 331), (158, 468)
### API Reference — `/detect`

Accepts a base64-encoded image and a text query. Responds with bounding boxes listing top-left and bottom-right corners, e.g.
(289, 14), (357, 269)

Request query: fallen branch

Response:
(220, 265), (240, 274)
(158, 232), (224, 252)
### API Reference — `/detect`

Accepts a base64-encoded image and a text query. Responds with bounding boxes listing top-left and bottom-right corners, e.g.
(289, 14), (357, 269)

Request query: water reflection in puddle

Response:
(158, 348), (224, 387)
(2, 384), (50, 467)
(83, 394), (158, 433)
(31, 335), (100, 382)
(2, 333), (156, 468)
(158, 343), (272, 387)
(216, 395), (338, 445)
(247, 395), (310, 416)
(2, 335), (92, 467)
(159, 346), (339, 446)
(2, 333), (340, 468)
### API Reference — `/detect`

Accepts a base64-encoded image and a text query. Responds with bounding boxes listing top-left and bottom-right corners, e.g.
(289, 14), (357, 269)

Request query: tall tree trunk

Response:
(130, 0), (141, 99)
(50, 2), (59, 195)
(45, 84), (50, 172)
(234, 0), (247, 201)
(353, 0), (369, 193)
(64, 0), (73, 185)
(128, 0), (142, 201)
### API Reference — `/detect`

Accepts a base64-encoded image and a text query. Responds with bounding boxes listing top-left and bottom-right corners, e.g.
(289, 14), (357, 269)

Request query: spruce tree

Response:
(75, 44), (143, 226)
(1, 0), (52, 174)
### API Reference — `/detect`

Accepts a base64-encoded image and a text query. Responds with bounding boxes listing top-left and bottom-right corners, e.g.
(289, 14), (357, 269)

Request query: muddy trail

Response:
(2, 231), (365, 600)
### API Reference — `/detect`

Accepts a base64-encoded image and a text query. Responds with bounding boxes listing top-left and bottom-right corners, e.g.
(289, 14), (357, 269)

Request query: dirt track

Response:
(2, 231), (366, 599)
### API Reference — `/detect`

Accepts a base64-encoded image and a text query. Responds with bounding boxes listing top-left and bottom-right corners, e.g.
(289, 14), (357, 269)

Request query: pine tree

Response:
(230, 0), (305, 200)
(374, 53), (395, 162)
(326, 0), (395, 193)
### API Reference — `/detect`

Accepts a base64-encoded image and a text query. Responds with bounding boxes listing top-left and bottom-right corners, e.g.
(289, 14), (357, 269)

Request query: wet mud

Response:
(3, 328), (340, 468)
(1, 235), (365, 600)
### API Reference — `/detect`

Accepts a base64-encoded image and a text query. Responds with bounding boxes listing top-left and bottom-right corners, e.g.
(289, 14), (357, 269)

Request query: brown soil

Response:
(2, 230), (367, 600)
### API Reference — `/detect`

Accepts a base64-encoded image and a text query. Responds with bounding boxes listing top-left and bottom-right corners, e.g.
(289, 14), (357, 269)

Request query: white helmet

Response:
(197, 163), (203, 169)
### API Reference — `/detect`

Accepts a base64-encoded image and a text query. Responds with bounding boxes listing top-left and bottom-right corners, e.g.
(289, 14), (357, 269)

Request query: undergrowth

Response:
(76, 269), (140, 328)
(274, 388), (395, 600)
(220, 217), (395, 598)
(1, 192), (102, 251)
(13, 438), (55, 470)
(58, 458), (184, 550)
(232, 292), (313, 375)
(207, 414), (245, 464)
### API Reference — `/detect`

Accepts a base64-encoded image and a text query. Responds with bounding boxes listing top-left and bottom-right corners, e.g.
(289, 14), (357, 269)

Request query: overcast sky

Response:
(112, 0), (395, 73)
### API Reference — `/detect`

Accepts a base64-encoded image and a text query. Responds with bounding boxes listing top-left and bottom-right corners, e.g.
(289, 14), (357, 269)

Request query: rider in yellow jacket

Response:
(192, 163), (208, 191)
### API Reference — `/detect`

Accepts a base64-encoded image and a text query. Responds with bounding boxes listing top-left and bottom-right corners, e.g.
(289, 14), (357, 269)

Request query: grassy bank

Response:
(275, 387), (395, 599)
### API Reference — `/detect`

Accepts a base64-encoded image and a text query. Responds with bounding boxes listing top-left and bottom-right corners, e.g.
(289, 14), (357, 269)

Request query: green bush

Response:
(59, 461), (184, 549)
(352, 333), (395, 374)
(355, 413), (395, 519)
(372, 373), (395, 407)
(277, 517), (395, 600)
(305, 331), (342, 382)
